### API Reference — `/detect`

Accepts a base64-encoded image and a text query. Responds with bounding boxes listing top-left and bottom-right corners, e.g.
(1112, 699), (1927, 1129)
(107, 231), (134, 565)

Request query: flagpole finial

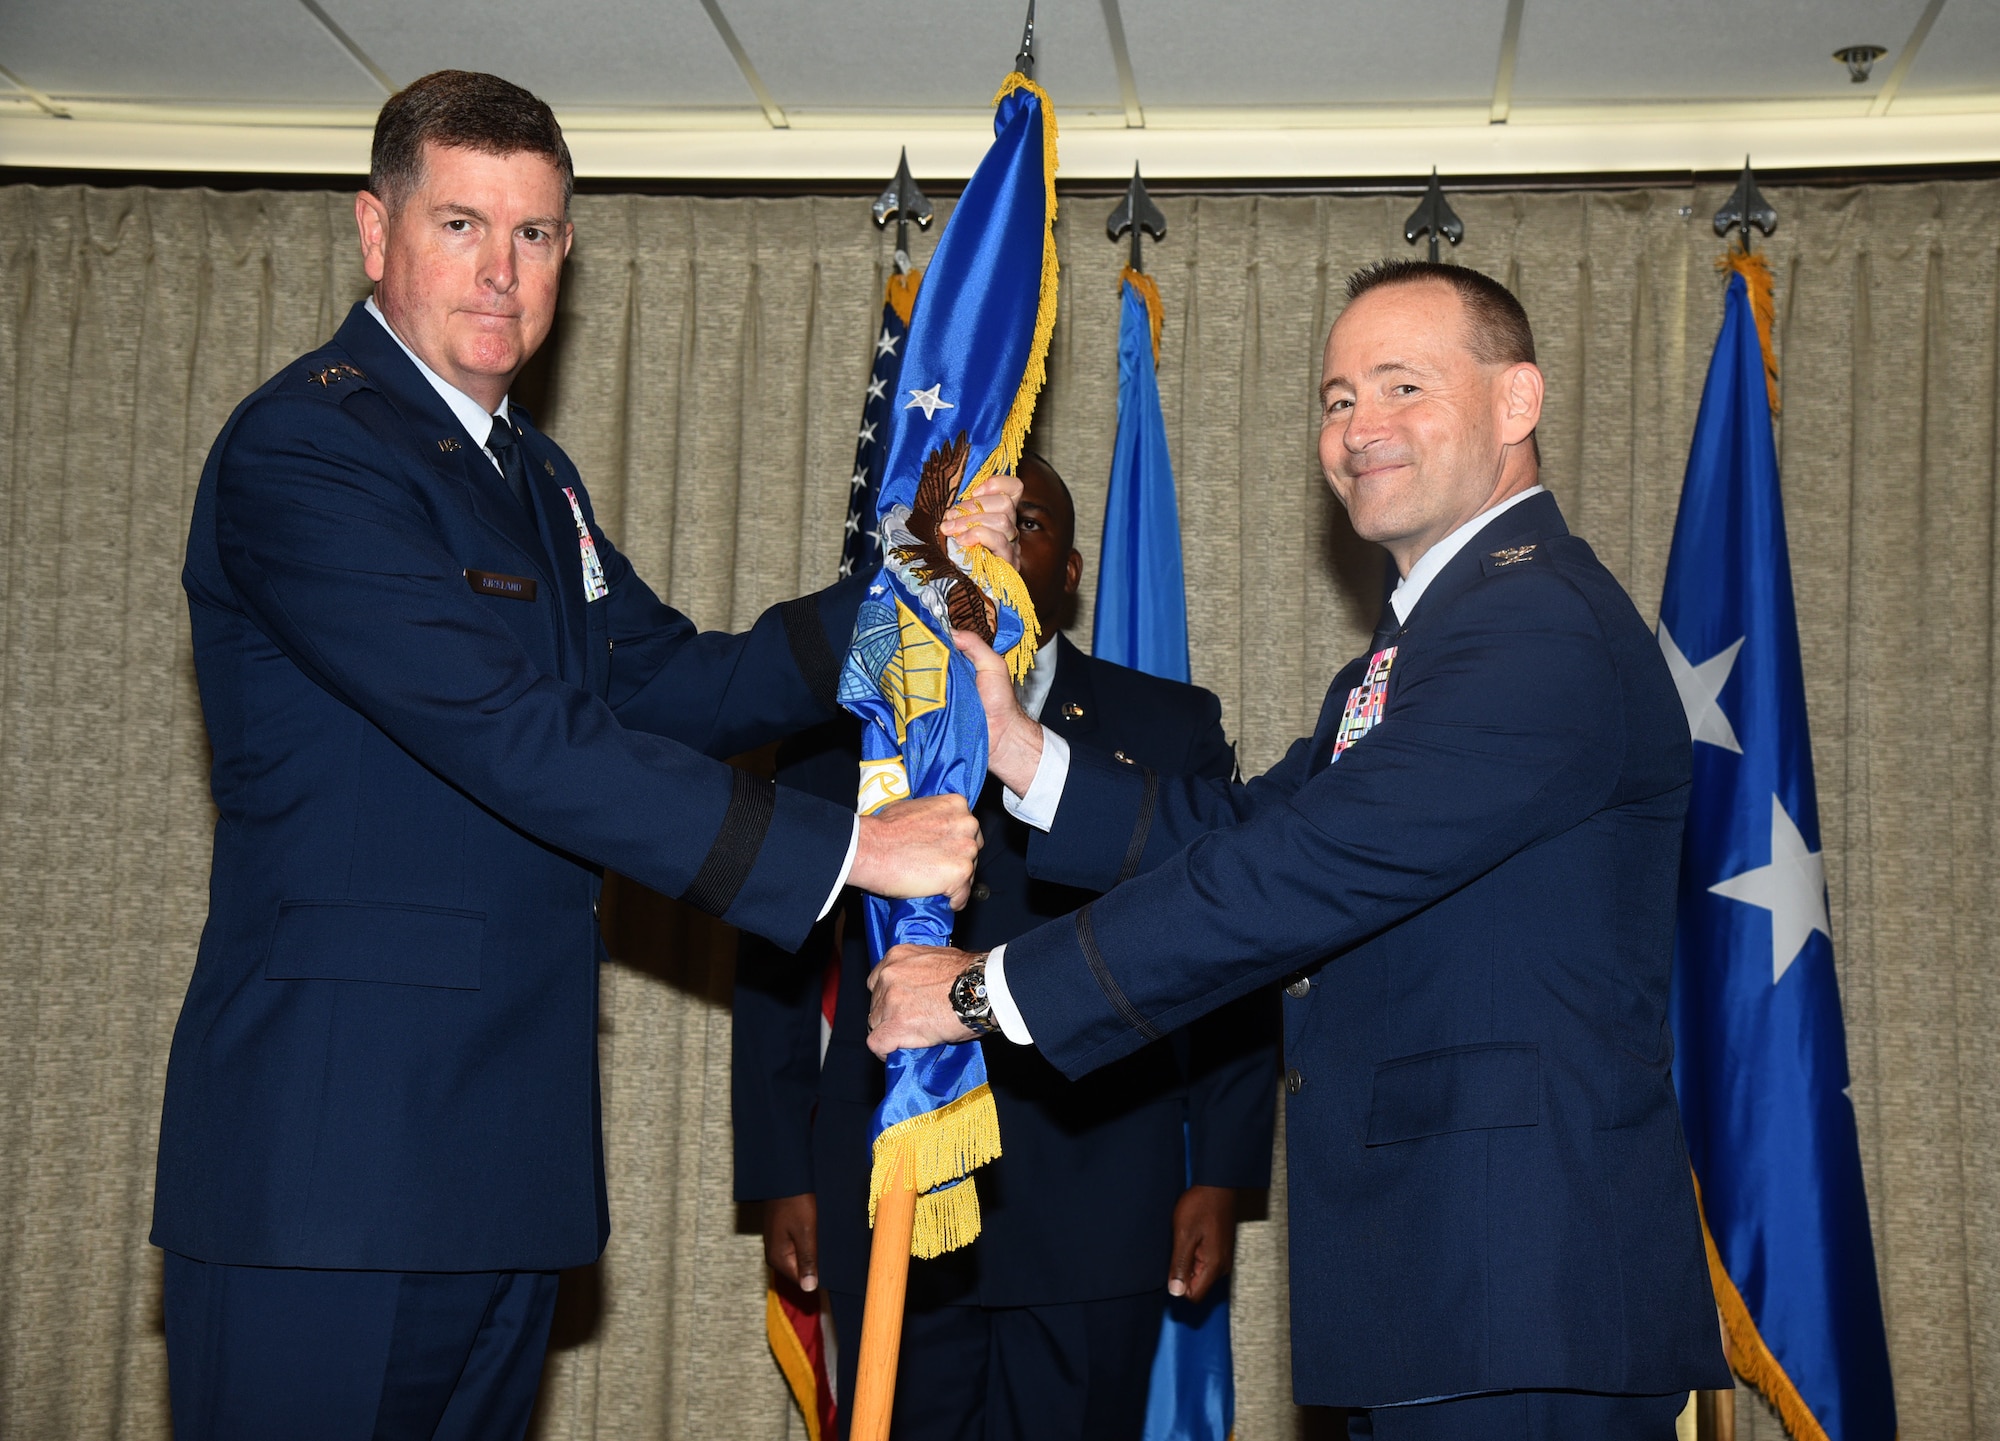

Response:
(1014, 0), (1036, 79)
(1404, 168), (1464, 263)
(1714, 157), (1777, 255)
(872, 147), (934, 276)
(1107, 163), (1166, 273)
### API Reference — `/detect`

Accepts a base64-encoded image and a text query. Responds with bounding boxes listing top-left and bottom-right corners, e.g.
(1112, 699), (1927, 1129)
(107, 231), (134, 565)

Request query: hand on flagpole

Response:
(1167, 1185), (1238, 1302)
(851, 796), (981, 910)
(937, 471), (1023, 568)
(951, 630), (1044, 795)
(866, 943), (978, 1056)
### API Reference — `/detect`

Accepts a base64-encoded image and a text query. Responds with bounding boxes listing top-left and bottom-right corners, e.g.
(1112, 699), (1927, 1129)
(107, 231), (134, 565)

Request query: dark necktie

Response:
(484, 416), (535, 517)
(1370, 606), (1401, 655)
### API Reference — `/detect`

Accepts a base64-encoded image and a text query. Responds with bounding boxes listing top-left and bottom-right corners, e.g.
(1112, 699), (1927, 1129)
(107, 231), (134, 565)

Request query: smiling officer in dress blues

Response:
(869, 262), (1733, 1441)
(155, 70), (1018, 1441)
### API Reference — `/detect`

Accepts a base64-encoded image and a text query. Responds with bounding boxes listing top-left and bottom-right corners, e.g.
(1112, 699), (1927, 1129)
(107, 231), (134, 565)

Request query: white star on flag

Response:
(1659, 625), (1745, 753)
(844, 512), (861, 535)
(857, 421), (877, 445)
(874, 330), (900, 359)
(850, 470), (868, 491)
(904, 383), (953, 421)
(866, 376), (888, 402)
(1709, 793), (1831, 984)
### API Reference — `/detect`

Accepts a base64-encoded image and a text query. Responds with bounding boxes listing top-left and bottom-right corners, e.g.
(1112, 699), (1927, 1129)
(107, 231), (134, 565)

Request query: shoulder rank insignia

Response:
(306, 362), (366, 387)
(1487, 544), (1537, 567)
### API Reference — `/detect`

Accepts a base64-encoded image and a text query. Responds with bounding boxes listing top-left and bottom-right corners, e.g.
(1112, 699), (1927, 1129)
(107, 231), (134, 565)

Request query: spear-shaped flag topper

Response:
(1404, 167), (1464, 262)
(873, 147), (934, 277)
(1714, 156), (1777, 254)
(1107, 163), (1166, 274)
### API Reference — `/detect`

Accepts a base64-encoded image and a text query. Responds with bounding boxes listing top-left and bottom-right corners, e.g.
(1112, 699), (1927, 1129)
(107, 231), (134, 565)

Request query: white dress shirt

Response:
(984, 486), (1548, 1045)
(366, 297), (859, 918)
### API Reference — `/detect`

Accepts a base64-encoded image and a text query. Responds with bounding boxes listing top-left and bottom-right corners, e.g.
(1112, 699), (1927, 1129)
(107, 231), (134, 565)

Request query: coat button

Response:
(971, 882), (991, 902)
(1061, 702), (1085, 720)
(1285, 975), (1311, 998)
(1113, 749), (1134, 765)
(1285, 1067), (1305, 1095)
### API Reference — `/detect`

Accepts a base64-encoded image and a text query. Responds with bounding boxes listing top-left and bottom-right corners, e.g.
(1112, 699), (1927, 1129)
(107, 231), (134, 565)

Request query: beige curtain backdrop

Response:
(1, 177), (1996, 1441)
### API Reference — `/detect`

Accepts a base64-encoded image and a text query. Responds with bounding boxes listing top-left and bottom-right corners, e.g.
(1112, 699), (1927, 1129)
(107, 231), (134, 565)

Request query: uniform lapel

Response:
(1040, 634), (1099, 743)
(1396, 489), (1568, 642)
(513, 416), (585, 681)
(332, 305), (556, 584)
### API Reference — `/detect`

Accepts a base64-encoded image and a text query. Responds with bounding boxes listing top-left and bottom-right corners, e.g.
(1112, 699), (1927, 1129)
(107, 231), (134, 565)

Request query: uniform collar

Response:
(1390, 485), (1545, 624)
(364, 296), (509, 449)
(1017, 634), (1061, 721)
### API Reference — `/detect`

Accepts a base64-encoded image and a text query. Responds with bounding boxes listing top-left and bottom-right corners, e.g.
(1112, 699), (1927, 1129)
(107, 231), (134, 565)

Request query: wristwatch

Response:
(949, 953), (999, 1037)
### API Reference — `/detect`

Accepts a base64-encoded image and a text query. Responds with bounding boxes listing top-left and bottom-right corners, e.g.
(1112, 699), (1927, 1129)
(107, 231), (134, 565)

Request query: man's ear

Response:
(1064, 549), (1082, 597)
(1498, 361), (1545, 447)
(355, 191), (390, 285)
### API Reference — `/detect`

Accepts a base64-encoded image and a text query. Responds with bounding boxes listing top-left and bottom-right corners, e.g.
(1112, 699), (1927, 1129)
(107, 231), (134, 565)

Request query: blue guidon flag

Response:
(1660, 251), (1896, 1441)
(837, 70), (1057, 1259)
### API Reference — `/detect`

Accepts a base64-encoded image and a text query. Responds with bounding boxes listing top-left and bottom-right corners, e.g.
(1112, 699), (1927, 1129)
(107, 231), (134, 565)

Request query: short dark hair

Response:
(1343, 259), (1535, 368)
(369, 70), (574, 214)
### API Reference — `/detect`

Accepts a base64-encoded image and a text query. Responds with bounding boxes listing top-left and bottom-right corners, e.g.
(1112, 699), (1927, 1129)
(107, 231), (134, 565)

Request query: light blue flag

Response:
(1092, 271), (1233, 1441)
(1660, 259), (1895, 1441)
(1093, 272), (1189, 683)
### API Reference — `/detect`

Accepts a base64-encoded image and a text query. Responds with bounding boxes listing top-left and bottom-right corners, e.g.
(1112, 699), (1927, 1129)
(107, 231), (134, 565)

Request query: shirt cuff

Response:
(817, 815), (860, 922)
(1000, 727), (1070, 832)
(983, 944), (1034, 1045)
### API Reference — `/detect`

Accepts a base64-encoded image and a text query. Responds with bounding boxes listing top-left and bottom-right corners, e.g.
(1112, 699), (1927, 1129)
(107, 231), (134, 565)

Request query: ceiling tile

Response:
(0, 0), (383, 103)
(721, 0), (1123, 112)
(1512, 0), (1933, 103)
(1120, 0), (1505, 107)
(1898, 1), (2000, 96)
(321, 0), (755, 108)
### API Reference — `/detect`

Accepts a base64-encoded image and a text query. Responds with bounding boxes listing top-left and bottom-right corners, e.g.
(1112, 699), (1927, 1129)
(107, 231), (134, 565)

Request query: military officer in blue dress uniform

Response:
(868, 263), (1733, 1441)
(156, 70), (1015, 1441)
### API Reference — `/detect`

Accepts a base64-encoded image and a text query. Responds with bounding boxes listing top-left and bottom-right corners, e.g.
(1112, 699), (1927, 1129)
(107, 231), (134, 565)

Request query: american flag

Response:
(839, 271), (921, 579)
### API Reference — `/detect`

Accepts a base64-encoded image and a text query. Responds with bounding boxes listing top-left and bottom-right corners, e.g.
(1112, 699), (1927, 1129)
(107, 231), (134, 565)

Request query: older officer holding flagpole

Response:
(868, 260), (1732, 1440)
(156, 70), (1013, 1441)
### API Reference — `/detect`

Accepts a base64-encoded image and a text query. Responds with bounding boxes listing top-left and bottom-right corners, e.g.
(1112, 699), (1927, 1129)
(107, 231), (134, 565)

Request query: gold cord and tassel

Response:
(867, 1083), (1004, 1258)
(1119, 265), (1164, 366)
(1717, 247), (1780, 416)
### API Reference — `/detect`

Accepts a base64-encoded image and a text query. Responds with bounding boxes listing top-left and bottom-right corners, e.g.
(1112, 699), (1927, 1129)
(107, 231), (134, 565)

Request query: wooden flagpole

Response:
(847, 1151), (915, 1441)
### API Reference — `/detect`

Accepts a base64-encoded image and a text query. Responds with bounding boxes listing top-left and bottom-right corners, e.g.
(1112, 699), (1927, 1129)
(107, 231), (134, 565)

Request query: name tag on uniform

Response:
(464, 569), (538, 601)
(561, 487), (610, 603)
(1329, 645), (1396, 764)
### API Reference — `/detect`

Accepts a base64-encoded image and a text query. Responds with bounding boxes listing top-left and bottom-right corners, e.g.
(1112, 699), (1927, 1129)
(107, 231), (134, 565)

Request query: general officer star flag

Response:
(1660, 253), (1896, 1441)
(837, 71), (1055, 1259)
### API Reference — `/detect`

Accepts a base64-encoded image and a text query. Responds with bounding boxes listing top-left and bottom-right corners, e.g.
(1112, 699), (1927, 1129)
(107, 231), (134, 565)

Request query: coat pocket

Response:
(265, 899), (484, 990)
(1365, 1042), (1540, 1146)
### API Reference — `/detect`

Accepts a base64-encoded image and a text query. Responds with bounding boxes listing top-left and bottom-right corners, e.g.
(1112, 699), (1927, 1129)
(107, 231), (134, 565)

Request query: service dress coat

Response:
(157, 301), (862, 1274)
(1001, 493), (1733, 1405)
(734, 634), (1277, 1307)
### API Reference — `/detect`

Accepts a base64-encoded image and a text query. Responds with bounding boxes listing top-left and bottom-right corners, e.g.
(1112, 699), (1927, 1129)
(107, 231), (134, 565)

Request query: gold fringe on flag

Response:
(885, 269), (921, 328)
(1691, 1172), (1832, 1441)
(1717, 248), (1781, 416)
(1119, 265), (1164, 366)
(764, 1287), (826, 1441)
(867, 1081), (1004, 1258)
(935, 69), (1059, 687)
